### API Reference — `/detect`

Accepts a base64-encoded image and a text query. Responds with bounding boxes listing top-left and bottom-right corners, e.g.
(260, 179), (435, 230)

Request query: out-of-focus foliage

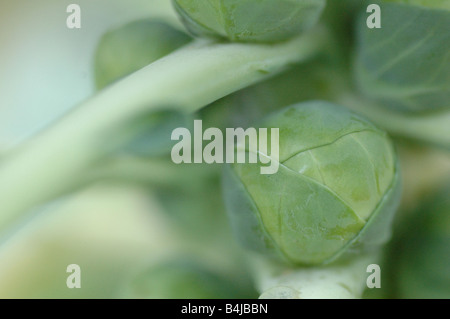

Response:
(385, 183), (450, 298)
(122, 259), (258, 299)
(152, 164), (227, 240)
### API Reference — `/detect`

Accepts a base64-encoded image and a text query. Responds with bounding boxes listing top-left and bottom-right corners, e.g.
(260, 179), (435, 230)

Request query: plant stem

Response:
(0, 27), (327, 236)
(254, 253), (378, 299)
(337, 92), (450, 150)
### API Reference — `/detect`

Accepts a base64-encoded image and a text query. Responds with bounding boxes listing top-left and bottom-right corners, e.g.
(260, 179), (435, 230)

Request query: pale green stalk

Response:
(0, 27), (327, 235)
(255, 253), (379, 299)
(338, 93), (450, 149)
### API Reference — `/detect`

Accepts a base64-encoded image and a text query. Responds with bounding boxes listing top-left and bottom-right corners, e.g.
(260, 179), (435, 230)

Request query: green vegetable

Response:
(94, 19), (192, 89)
(2, 0), (449, 300)
(172, 0), (325, 42)
(153, 165), (227, 239)
(354, 2), (450, 113)
(224, 101), (401, 265)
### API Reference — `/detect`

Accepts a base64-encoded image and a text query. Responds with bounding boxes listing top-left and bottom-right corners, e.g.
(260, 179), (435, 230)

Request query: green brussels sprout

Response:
(172, 0), (326, 43)
(223, 101), (401, 265)
(387, 183), (450, 299)
(94, 19), (191, 89)
(354, 2), (450, 112)
(121, 259), (257, 299)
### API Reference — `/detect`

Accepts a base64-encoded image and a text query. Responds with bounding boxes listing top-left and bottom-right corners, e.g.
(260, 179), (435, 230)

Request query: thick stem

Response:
(337, 93), (450, 150)
(254, 253), (378, 299)
(0, 27), (327, 235)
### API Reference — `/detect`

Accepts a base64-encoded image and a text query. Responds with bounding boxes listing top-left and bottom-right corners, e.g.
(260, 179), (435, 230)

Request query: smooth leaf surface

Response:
(355, 3), (450, 112)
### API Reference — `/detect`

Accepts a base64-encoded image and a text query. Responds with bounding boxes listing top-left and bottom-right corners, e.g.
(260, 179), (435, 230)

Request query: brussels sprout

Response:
(172, 0), (325, 43)
(354, 2), (450, 113)
(94, 19), (191, 89)
(121, 259), (257, 299)
(223, 101), (401, 265)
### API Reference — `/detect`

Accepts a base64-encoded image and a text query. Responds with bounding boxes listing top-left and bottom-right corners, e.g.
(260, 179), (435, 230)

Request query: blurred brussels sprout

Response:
(154, 167), (229, 239)
(354, 2), (450, 112)
(94, 19), (191, 89)
(223, 101), (401, 265)
(387, 183), (450, 299)
(172, 0), (325, 43)
(122, 259), (257, 299)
